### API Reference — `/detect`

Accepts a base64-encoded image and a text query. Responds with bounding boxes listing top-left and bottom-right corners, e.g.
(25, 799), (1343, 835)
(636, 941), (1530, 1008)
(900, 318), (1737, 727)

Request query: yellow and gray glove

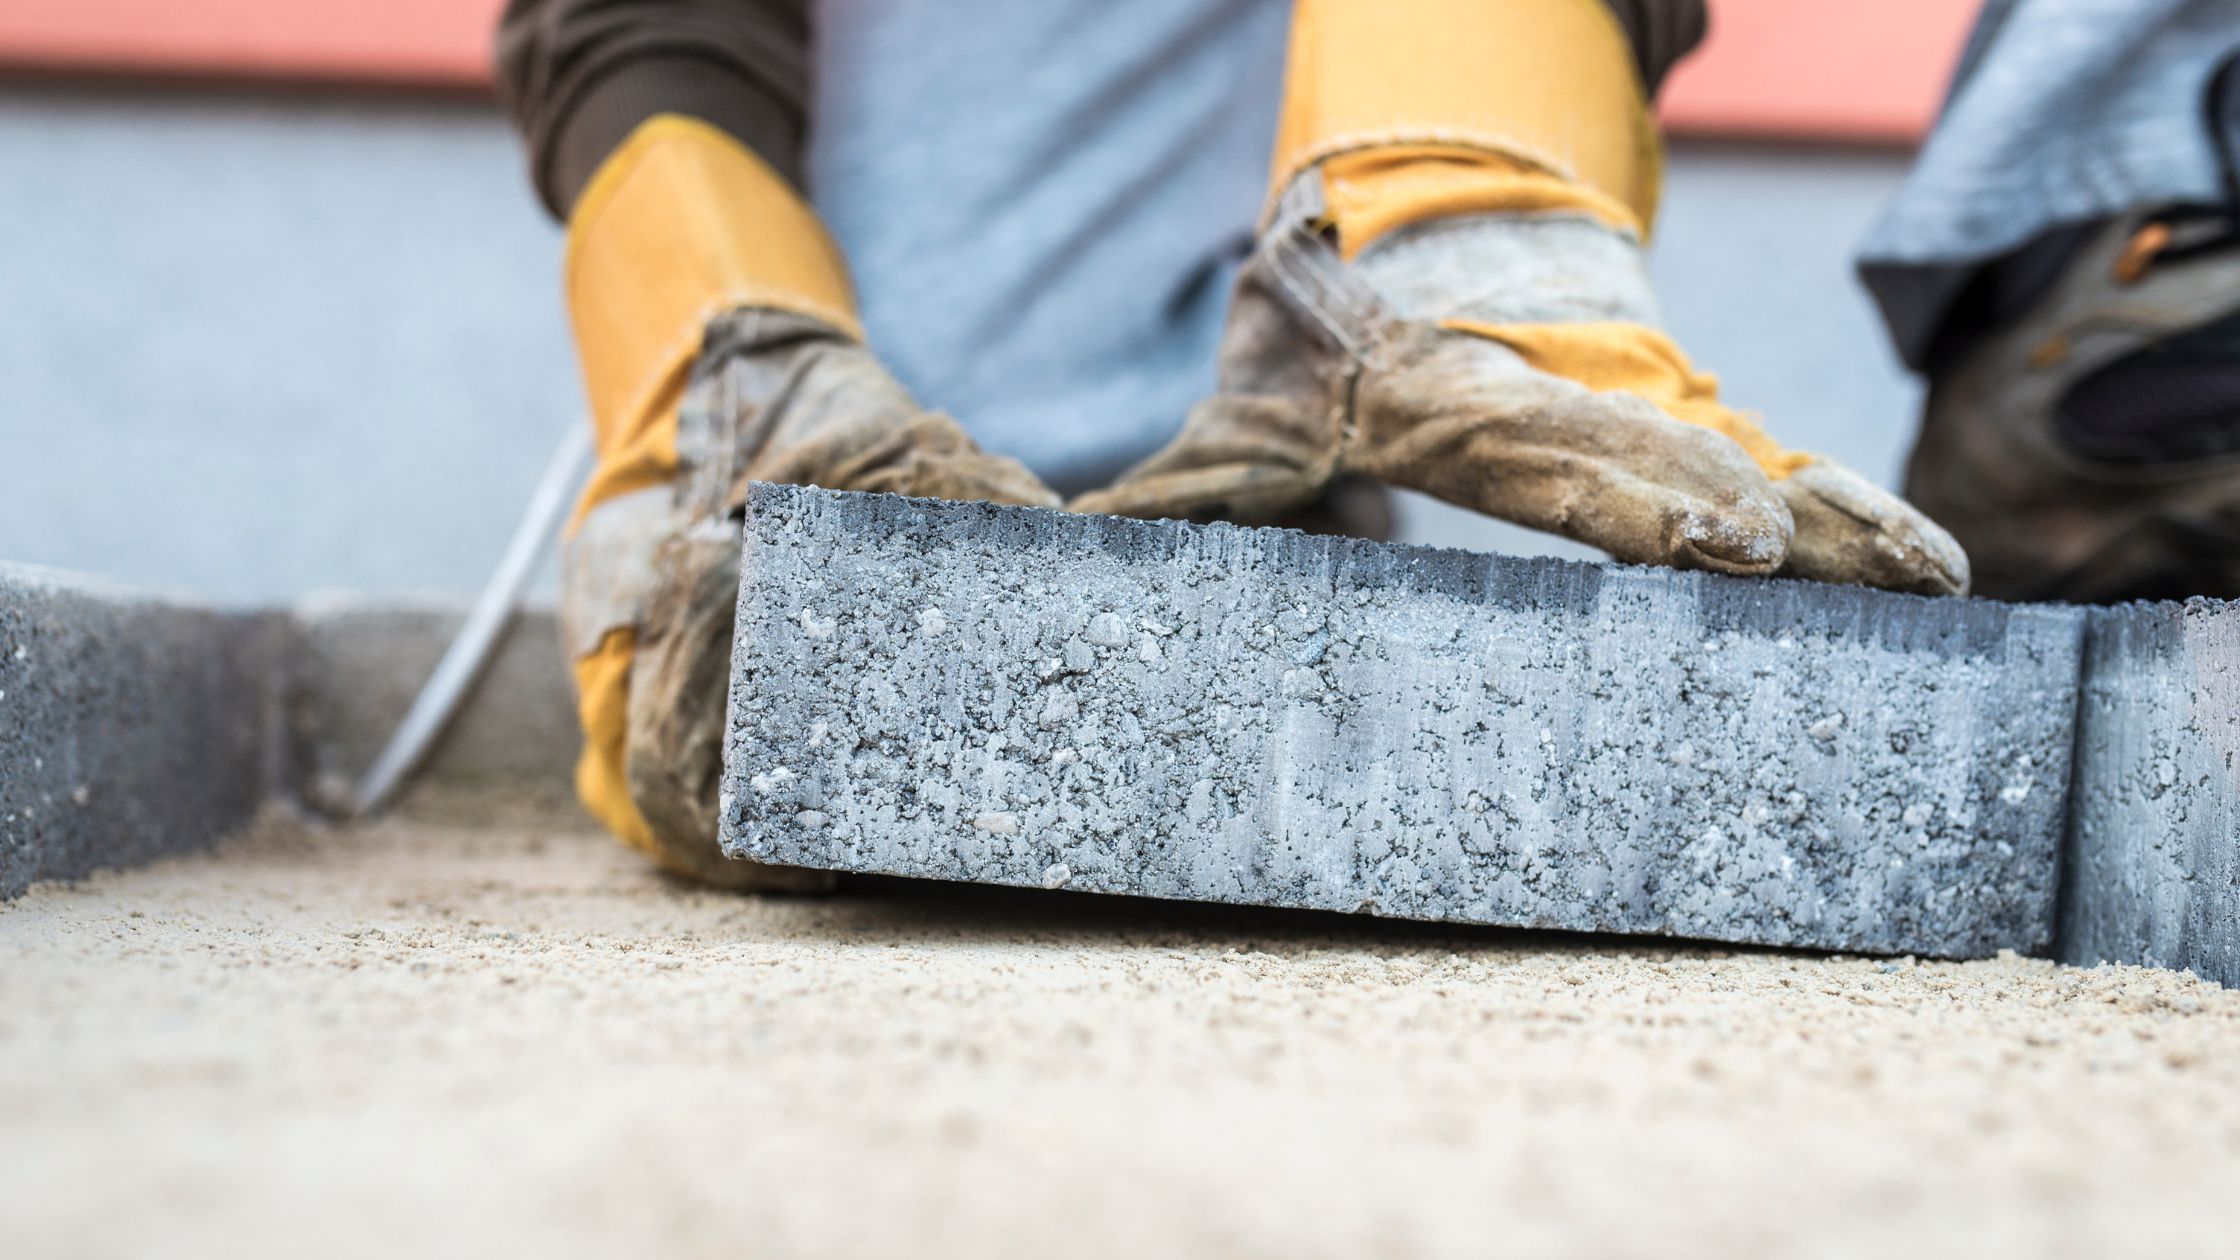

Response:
(561, 115), (1056, 886)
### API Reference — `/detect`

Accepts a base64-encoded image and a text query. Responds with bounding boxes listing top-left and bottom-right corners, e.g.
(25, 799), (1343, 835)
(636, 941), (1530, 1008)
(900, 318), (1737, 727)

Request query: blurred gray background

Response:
(0, 86), (1922, 606)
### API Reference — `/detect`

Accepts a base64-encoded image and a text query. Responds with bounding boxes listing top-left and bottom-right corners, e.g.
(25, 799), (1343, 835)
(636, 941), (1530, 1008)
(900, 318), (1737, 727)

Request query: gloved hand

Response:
(561, 116), (1055, 887)
(1074, 167), (1966, 593)
(1076, 0), (1965, 596)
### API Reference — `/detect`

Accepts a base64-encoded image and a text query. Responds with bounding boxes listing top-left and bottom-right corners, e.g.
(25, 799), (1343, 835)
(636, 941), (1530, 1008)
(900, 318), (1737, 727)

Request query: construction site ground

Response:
(4, 789), (2236, 1259)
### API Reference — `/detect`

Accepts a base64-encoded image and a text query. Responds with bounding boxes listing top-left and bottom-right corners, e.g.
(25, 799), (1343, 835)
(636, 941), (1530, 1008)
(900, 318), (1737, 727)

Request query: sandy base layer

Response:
(2, 793), (2236, 1260)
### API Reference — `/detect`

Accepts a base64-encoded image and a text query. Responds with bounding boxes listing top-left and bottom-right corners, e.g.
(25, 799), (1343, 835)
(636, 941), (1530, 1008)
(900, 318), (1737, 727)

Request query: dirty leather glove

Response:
(1075, 0), (1966, 595)
(1074, 172), (1967, 593)
(561, 116), (1056, 887)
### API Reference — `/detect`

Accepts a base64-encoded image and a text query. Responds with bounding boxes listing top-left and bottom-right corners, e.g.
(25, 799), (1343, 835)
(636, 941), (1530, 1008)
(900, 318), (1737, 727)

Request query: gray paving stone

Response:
(0, 565), (280, 897)
(284, 596), (575, 809)
(2059, 600), (2239, 987)
(721, 485), (2087, 958)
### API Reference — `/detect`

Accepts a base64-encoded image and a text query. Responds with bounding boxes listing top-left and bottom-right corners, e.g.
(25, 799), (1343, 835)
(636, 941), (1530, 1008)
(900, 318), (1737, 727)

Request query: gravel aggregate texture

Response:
(724, 486), (2084, 957)
(0, 564), (277, 897)
(2061, 599), (2240, 988)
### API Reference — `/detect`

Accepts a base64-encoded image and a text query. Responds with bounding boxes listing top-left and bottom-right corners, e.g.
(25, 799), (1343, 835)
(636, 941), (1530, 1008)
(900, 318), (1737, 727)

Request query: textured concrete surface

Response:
(723, 486), (2085, 958)
(0, 564), (278, 897)
(285, 596), (576, 810)
(6, 796), (2238, 1260)
(2060, 599), (2240, 988)
(0, 573), (580, 898)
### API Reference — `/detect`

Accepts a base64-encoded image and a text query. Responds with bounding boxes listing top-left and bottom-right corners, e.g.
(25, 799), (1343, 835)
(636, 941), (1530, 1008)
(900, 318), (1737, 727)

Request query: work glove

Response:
(561, 116), (1056, 887)
(1076, 0), (1966, 595)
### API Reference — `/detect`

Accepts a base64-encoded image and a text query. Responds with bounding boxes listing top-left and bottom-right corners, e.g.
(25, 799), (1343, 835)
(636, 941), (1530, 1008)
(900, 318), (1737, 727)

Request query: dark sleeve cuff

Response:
(543, 53), (808, 218)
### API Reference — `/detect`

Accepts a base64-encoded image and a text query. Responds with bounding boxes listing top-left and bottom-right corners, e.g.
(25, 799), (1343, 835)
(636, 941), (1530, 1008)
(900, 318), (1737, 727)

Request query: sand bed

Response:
(3, 792), (2235, 1258)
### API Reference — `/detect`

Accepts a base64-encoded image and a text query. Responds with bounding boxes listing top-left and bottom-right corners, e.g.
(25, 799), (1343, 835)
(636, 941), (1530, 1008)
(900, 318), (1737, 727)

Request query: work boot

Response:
(1905, 204), (2240, 602)
(1074, 0), (1965, 595)
(561, 116), (1056, 888)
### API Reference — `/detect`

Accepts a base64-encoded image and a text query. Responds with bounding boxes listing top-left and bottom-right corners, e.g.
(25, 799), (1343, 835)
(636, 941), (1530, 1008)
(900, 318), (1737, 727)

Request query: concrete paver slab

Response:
(2061, 599), (2240, 988)
(0, 564), (277, 896)
(723, 486), (2085, 957)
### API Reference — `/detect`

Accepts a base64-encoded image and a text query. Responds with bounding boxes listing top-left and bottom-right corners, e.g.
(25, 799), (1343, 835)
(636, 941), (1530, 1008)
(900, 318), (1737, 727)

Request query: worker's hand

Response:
(1074, 193), (1967, 596)
(559, 116), (1056, 886)
(566, 309), (1058, 889)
